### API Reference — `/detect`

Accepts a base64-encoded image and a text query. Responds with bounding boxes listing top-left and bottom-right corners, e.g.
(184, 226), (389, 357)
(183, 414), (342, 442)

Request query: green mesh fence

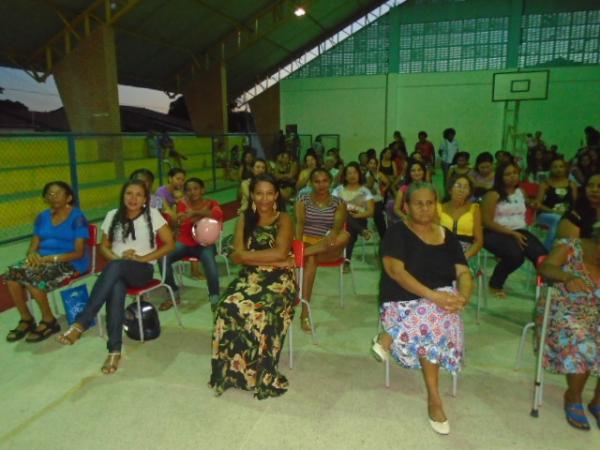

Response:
(399, 17), (509, 73)
(519, 10), (600, 67)
(0, 133), (243, 244)
(289, 15), (390, 79)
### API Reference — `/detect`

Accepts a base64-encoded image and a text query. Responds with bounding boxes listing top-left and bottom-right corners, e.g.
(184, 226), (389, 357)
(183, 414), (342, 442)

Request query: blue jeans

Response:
(163, 242), (220, 298)
(536, 212), (561, 250)
(76, 260), (154, 352)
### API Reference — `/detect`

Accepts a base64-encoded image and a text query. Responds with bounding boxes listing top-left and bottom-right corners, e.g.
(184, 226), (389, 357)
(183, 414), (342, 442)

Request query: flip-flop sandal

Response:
(6, 318), (36, 342)
(588, 404), (600, 429)
(25, 319), (61, 343)
(564, 403), (590, 431)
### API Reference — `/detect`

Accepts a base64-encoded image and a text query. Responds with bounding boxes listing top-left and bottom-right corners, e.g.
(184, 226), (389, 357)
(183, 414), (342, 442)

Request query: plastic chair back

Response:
(292, 240), (305, 268)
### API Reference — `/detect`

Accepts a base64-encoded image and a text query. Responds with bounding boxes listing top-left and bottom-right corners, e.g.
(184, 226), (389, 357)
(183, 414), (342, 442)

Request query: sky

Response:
(0, 67), (172, 113)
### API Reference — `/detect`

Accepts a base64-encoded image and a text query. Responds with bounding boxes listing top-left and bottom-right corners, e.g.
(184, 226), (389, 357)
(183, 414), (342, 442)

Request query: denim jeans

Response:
(76, 260), (154, 352)
(162, 242), (220, 298)
(536, 212), (561, 250)
(483, 229), (547, 290)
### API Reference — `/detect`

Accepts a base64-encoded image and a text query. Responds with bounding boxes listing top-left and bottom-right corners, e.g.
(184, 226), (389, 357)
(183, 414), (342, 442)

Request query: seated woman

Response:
(295, 168), (350, 333)
(296, 152), (319, 194)
(469, 152), (495, 199)
(161, 177), (223, 311)
(365, 156), (389, 239)
(56, 180), (174, 374)
(446, 151), (472, 193)
(238, 158), (267, 214)
(5, 181), (90, 342)
(238, 148), (255, 182)
(481, 162), (547, 297)
(558, 174), (600, 239)
(392, 160), (427, 222)
(156, 167), (186, 217)
(439, 175), (483, 261)
(210, 174), (296, 399)
(534, 157), (578, 250)
(332, 162), (374, 270)
(537, 228), (599, 430)
(273, 151), (298, 201)
(372, 182), (472, 435)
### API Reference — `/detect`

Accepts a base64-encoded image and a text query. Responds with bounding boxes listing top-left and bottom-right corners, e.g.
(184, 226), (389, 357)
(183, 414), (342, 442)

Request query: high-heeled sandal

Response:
(56, 324), (84, 345)
(101, 353), (121, 375)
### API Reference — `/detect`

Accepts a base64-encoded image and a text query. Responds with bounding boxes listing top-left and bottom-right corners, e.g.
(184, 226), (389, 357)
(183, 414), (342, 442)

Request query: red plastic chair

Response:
(290, 239), (356, 344)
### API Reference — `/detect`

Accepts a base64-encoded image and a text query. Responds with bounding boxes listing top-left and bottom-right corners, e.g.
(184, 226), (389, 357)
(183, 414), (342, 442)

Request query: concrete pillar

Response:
(53, 26), (122, 172)
(249, 85), (280, 160)
(183, 62), (228, 135)
(53, 26), (121, 134)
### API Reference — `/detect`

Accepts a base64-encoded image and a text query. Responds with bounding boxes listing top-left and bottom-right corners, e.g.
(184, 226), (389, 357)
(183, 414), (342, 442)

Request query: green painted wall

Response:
(281, 65), (600, 161)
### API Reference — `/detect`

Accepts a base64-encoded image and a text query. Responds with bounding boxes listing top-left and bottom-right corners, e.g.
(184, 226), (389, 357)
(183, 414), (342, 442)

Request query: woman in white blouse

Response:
(332, 162), (374, 271)
(57, 180), (175, 374)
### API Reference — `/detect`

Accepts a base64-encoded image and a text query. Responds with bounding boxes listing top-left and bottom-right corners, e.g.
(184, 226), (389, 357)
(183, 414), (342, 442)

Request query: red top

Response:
(416, 141), (435, 164)
(177, 199), (224, 247)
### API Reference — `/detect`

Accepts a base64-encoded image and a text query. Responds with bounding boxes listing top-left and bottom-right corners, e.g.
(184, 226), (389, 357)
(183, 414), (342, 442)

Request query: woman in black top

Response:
(558, 173), (600, 239)
(372, 182), (472, 435)
(534, 157), (577, 249)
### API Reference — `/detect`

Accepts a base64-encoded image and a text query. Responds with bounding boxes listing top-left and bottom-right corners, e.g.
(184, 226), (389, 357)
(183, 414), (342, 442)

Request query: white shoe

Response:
(371, 336), (389, 362)
(428, 418), (450, 435)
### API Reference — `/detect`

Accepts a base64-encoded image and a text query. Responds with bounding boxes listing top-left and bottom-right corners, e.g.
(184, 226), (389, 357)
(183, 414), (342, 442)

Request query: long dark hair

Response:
(341, 161), (364, 186)
(42, 181), (76, 206)
(404, 160), (427, 186)
(243, 174), (286, 244)
(493, 162), (519, 201)
(108, 180), (155, 247)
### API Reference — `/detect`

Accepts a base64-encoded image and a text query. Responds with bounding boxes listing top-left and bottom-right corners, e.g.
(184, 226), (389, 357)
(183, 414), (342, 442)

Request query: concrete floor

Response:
(0, 231), (598, 450)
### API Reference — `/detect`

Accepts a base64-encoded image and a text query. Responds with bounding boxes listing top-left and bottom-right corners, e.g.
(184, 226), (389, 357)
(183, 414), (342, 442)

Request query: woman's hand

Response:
(26, 252), (43, 266)
(432, 291), (465, 313)
(326, 230), (338, 246)
(564, 276), (591, 294)
(511, 230), (527, 249)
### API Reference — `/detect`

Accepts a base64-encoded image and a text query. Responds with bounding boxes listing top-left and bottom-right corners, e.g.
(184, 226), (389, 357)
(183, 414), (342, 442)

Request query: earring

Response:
(273, 202), (278, 212)
(251, 201), (257, 213)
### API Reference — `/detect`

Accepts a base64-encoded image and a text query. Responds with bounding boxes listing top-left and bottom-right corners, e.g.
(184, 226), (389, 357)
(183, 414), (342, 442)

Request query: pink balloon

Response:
(192, 218), (221, 246)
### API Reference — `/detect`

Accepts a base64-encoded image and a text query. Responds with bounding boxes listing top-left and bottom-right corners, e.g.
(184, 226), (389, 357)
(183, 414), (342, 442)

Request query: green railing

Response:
(0, 132), (248, 244)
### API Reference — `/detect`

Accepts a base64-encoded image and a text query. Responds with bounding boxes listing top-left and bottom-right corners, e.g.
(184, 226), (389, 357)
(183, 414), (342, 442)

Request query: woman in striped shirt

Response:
(295, 168), (350, 333)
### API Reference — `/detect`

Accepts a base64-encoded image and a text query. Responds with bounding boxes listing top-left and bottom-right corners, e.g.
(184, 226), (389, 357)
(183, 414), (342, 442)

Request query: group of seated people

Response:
(4, 128), (599, 434)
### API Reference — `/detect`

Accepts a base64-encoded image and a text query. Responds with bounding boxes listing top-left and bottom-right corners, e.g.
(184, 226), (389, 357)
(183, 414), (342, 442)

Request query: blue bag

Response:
(60, 284), (95, 327)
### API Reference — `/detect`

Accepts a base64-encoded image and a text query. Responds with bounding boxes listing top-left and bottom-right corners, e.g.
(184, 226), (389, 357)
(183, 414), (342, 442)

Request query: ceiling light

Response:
(294, 7), (306, 17)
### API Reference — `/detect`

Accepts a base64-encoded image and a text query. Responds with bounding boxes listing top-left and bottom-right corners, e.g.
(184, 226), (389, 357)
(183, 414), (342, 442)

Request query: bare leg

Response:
(27, 286), (55, 323)
(420, 358), (447, 422)
(7, 281), (34, 322)
(377, 331), (393, 351)
(300, 232), (349, 319)
(565, 373), (590, 404)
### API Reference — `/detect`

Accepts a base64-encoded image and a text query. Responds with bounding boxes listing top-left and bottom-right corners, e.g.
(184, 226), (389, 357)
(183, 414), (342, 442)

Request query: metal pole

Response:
(211, 135), (217, 192)
(67, 134), (80, 208)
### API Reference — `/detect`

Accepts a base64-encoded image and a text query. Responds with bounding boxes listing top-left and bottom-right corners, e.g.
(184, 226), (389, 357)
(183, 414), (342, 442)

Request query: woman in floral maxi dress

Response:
(537, 234), (600, 431)
(210, 174), (296, 399)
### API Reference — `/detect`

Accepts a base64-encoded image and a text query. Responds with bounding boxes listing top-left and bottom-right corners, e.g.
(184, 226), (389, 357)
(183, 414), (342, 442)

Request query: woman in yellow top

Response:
(438, 175), (483, 260)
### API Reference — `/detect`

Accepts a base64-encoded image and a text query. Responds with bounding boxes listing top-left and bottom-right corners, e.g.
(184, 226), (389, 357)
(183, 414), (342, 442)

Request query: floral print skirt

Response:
(209, 266), (296, 400)
(5, 260), (77, 292)
(381, 287), (464, 373)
